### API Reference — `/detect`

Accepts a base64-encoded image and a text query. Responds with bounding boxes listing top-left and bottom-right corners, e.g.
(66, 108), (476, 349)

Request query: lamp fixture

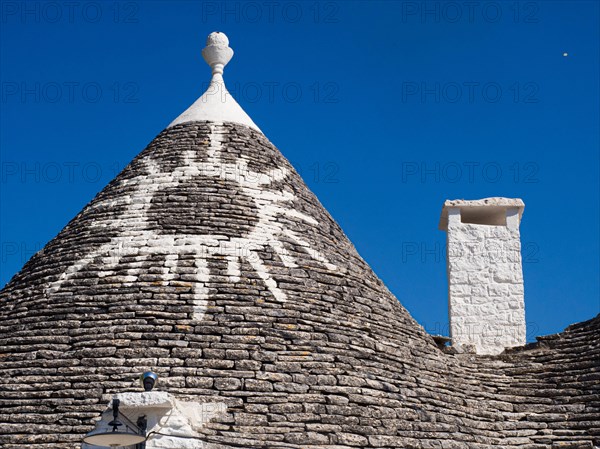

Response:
(140, 371), (158, 391)
(83, 399), (147, 447)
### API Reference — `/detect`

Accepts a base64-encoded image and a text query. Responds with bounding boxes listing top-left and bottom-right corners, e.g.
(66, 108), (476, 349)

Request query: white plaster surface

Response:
(115, 391), (172, 409)
(443, 199), (526, 355)
(84, 392), (227, 449)
(439, 197), (525, 230)
(168, 32), (261, 132)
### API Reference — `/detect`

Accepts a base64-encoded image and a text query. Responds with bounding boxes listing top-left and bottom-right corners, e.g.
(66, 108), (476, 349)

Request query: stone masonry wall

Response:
(0, 121), (597, 448)
(447, 218), (526, 354)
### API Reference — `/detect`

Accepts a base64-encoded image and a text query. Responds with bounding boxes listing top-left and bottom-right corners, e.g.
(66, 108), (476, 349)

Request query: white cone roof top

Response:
(168, 32), (261, 132)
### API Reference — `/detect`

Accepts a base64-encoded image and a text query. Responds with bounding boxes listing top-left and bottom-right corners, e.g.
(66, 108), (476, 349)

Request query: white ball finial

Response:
(202, 31), (233, 76)
(168, 31), (261, 131)
(206, 31), (229, 47)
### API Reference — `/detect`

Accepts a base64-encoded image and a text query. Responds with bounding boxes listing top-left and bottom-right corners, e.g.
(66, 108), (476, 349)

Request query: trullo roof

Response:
(1, 32), (598, 449)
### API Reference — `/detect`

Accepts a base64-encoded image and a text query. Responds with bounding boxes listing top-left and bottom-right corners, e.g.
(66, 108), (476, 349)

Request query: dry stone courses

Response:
(1, 121), (598, 448)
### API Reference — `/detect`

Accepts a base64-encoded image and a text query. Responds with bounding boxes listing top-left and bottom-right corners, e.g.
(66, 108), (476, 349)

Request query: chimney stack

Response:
(439, 198), (526, 355)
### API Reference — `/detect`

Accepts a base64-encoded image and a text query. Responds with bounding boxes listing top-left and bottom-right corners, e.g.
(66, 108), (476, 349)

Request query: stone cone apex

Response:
(169, 32), (261, 131)
(1, 33), (599, 449)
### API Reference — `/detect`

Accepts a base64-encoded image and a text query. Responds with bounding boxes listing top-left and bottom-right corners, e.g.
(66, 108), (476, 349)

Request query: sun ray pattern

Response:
(46, 123), (337, 320)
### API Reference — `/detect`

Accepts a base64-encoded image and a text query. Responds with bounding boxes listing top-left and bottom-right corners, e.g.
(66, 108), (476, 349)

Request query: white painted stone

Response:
(83, 392), (227, 449)
(506, 207), (521, 229)
(168, 32), (261, 132)
(440, 197), (526, 355)
(115, 391), (173, 409)
(439, 197), (524, 230)
(46, 122), (338, 314)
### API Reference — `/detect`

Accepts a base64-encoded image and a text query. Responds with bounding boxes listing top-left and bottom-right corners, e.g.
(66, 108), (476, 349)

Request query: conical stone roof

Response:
(1, 33), (598, 449)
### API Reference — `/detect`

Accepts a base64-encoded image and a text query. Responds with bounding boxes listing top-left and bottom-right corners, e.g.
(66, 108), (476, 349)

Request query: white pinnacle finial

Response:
(168, 32), (260, 132)
(202, 32), (233, 77)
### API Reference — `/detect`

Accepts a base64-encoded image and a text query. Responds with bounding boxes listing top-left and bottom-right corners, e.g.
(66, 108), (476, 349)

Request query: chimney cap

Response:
(439, 197), (525, 230)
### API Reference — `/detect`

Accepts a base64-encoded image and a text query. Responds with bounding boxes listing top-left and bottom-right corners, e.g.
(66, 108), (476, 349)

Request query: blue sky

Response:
(1, 0), (598, 340)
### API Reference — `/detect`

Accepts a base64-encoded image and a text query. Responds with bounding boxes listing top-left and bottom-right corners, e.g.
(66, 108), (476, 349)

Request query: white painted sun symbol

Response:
(46, 122), (337, 320)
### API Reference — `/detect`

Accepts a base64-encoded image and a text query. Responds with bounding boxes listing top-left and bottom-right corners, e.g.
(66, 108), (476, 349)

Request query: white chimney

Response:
(439, 197), (526, 355)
